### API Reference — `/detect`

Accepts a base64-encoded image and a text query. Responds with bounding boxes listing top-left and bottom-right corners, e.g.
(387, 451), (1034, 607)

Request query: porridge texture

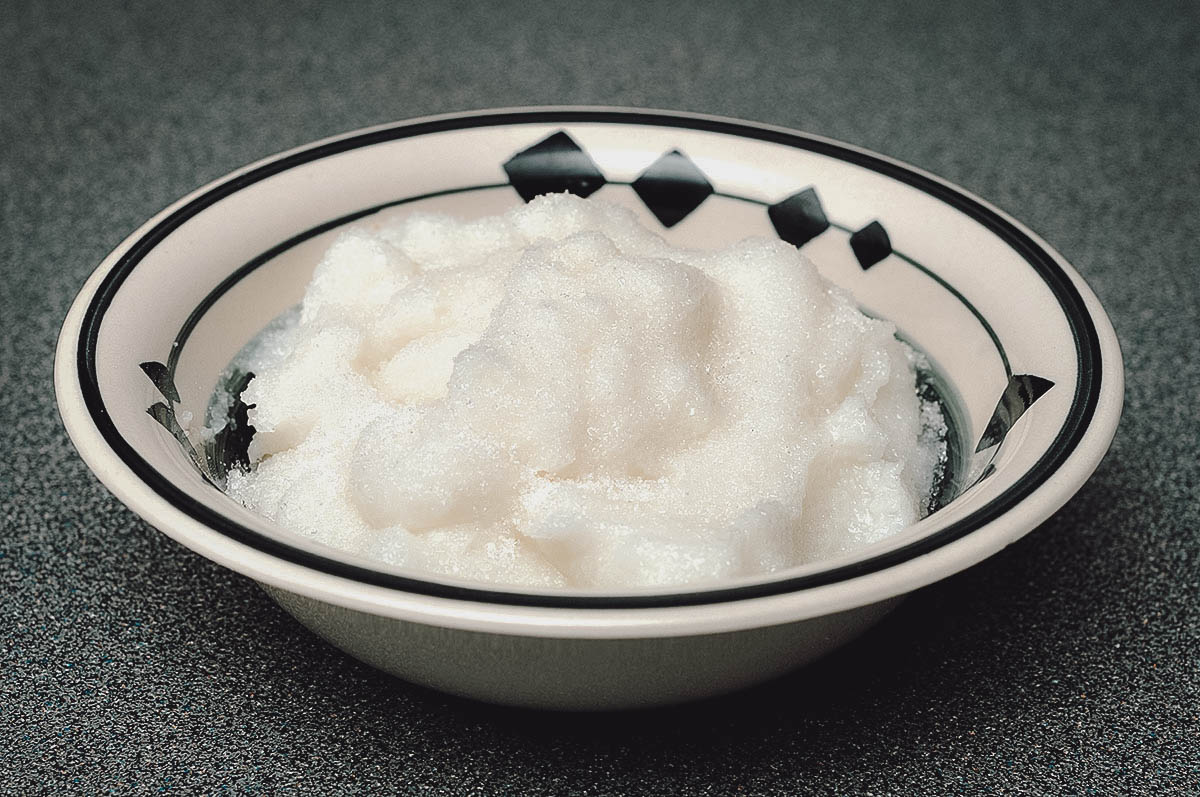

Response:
(225, 194), (944, 589)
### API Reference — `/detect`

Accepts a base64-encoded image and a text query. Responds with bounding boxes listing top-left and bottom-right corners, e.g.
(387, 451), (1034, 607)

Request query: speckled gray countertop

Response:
(3, 1), (1197, 793)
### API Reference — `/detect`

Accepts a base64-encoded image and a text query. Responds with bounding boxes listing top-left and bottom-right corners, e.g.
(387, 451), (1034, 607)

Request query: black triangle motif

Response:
(502, 131), (607, 202)
(203, 369), (257, 482)
(147, 401), (199, 462)
(975, 374), (1056, 453)
(139, 360), (180, 403)
(632, 149), (714, 228)
(144, 366), (258, 486)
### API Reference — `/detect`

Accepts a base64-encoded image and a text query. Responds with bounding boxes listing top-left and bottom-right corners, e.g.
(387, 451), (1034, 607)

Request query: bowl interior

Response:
(75, 111), (1097, 601)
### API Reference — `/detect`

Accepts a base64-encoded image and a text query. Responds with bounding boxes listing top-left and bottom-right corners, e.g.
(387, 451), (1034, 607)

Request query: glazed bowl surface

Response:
(55, 108), (1123, 709)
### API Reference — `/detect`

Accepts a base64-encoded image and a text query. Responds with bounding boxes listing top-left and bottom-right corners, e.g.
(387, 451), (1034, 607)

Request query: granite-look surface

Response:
(2, 1), (1197, 793)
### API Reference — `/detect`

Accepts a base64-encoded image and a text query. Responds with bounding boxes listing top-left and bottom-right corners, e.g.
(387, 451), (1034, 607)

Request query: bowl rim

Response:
(55, 106), (1124, 635)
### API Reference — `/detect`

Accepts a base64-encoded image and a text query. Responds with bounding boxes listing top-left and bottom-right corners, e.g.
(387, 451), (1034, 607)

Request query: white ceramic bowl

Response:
(55, 108), (1123, 710)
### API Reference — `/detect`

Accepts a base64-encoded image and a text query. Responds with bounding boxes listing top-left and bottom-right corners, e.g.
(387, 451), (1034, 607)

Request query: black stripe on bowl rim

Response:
(75, 109), (1103, 610)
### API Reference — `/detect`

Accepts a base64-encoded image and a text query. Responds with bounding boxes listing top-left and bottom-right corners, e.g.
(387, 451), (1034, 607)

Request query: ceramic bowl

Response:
(55, 108), (1123, 710)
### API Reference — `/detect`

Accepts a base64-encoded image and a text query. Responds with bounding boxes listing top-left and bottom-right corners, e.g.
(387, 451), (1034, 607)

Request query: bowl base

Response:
(262, 585), (902, 711)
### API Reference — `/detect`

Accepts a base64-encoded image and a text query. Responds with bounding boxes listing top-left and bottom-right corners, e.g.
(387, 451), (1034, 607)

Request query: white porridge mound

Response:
(225, 193), (945, 589)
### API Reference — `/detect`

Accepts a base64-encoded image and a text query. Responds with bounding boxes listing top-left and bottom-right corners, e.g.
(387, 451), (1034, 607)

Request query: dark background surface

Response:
(3, 1), (1198, 793)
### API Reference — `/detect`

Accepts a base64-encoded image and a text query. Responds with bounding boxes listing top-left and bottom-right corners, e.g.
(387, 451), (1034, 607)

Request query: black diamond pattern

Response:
(502, 131), (607, 202)
(975, 374), (1056, 453)
(768, 187), (830, 247)
(632, 149), (714, 228)
(849, 220), (892, 269)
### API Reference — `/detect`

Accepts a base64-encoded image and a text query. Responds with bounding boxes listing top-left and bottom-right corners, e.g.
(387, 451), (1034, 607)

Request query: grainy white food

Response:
(226, 194), (945, 589)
